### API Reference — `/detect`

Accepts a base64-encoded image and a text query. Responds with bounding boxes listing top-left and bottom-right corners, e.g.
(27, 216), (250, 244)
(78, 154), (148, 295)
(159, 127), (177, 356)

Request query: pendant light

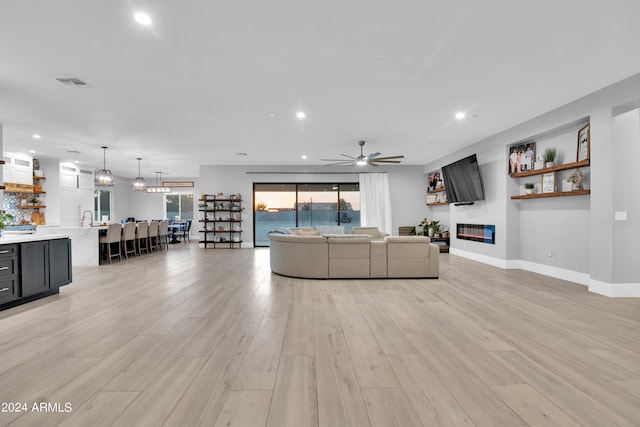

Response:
(146, 171), (170, 193)
(95, 146), (115, 186)
(131, 158), (147, 191)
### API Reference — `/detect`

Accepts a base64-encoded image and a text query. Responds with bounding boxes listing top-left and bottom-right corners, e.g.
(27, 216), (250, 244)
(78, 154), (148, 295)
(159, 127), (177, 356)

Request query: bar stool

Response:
(99, 223), (122, 264)
(121, 222), (137, 259)
(148, 221), (160, 252)
(136, 221), (149, 256)
(159, 220), (170, 250)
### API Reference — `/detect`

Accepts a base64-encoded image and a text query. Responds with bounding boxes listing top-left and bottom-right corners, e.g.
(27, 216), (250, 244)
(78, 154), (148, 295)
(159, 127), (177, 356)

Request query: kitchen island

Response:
(35, 225), (106, 266)
(0, 234), (72, 311)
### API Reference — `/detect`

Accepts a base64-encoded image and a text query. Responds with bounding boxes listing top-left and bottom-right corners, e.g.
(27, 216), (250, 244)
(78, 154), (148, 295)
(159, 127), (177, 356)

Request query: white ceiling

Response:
(2, 1), (640, 179)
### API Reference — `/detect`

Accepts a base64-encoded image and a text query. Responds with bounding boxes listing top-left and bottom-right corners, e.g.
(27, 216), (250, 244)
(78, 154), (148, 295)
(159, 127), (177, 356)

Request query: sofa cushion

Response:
(294, 227), (321, 236)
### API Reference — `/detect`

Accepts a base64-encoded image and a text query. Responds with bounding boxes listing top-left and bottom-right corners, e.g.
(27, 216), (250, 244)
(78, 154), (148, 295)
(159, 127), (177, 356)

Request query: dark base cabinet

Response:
(0, 238), (72, 311)
(49, 238), (73, 287)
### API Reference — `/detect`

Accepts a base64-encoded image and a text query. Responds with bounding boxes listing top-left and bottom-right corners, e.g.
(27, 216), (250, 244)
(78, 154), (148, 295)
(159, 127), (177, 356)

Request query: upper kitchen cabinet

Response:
(3, 152), (33, 185)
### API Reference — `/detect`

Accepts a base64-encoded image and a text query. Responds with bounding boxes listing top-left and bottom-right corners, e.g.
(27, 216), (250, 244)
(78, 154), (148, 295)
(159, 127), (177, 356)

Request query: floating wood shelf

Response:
(33, 176), (46, 180)
(16, 205), (46, 209)
(510, 159), (590, 178)
(427, 202), (449, 206)
(427, 188), (446, 193)
(511, 190), (590, 200)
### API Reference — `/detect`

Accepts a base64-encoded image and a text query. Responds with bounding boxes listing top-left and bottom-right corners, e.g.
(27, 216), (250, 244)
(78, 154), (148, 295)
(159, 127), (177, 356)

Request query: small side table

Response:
(430, 236), (450, 253)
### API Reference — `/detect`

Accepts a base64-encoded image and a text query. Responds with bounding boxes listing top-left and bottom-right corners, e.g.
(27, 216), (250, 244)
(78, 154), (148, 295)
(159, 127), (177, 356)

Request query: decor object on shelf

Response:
(131, 157), (147, 191)
(417, 217), (440, 238)
(0, 211), (14, 236)
(95, 146), (115, 186)
(428, 171), (442, 191)
(542, 172), (555, 193)
(28, 196), (40, 206)
(508, 142), (535, 174)
(146, 172), (171, 193)
(524, 182), (535, 195)
(566, 168), (584, 190)
(577, 123), (590, 161)
(543, 147), (557, 168)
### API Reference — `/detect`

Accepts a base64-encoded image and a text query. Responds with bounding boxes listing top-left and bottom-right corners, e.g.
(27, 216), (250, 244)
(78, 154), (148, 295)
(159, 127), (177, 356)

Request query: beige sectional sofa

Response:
(268, 233), (439, 279)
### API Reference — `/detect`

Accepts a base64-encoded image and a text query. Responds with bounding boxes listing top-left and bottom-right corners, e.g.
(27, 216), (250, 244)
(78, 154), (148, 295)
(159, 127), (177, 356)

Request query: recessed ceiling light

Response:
(134, 12), (152, 26)
(455, 112), (466, 120)
(32, 134), (41, 139)
(296, 111), (306, 119)
(301, 155), (308, 160)
(29, 150), (36, 153)
(74, 161), (79, 164)
(268, 113), (277, 118)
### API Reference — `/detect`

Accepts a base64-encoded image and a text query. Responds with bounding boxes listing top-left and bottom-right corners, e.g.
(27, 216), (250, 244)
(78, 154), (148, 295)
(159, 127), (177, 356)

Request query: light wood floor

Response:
(1, 244), (640, 426)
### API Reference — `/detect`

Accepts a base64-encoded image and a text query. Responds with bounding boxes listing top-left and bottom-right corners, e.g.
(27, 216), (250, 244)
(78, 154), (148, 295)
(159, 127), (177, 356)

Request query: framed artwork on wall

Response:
(577, 123), (590, 161)
(508, 142), (536, 175)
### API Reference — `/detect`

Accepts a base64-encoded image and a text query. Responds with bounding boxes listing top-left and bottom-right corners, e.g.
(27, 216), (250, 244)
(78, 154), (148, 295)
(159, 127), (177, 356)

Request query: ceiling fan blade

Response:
(340, 154), (357, 160)
(370, 155), (404, 161)
(370, 159), (403, 164)
(367, 152), (381, 159)
(321, 158), (351, 162)
(323, 161), (355, 166)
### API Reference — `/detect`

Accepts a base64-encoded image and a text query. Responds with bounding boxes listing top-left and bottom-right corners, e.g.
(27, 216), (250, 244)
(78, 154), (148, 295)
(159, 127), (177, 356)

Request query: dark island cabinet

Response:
(20, 240), (50, 297)
(0, 237), (72, 311)
(49, 238), (72, 287)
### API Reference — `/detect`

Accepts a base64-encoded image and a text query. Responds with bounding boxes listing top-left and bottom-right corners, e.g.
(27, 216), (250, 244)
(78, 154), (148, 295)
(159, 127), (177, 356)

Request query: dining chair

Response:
(99, 223), (123, 264)
(148, 221), (160, 252)
(136, 221), (149, 256)
(180, 219), (192, 243)
(159, 220), (170, 250)
(121, 222), (137, 259)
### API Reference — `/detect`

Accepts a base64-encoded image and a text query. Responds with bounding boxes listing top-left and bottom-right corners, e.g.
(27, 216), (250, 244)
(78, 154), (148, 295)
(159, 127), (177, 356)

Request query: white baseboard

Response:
(588, 280), (640, 297)
(449, 248), (509, 269)
(450, 248), (639, 297)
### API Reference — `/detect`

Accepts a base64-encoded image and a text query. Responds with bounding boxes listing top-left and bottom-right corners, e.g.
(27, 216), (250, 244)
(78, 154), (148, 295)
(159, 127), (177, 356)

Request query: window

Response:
(94, 189), (112, 222)
(253, 182), (360, 246)
(165, 193), (194, 220)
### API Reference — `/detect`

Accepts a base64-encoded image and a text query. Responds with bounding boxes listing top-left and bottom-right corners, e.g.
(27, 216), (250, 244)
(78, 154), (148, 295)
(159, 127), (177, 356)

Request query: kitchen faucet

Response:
(81, 210), (93, 227)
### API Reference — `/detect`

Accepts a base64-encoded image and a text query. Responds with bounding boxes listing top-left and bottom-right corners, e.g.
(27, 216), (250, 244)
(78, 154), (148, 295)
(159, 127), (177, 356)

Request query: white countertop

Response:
(0, 233), (70, 244)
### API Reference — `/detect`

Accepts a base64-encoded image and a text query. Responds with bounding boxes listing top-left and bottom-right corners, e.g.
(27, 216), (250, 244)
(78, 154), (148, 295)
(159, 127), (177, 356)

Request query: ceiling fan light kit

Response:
(321, 140), (404, 166)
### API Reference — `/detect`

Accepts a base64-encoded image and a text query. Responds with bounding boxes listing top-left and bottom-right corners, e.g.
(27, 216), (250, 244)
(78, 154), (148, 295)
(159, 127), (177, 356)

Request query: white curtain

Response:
(359, 173), (392, 234)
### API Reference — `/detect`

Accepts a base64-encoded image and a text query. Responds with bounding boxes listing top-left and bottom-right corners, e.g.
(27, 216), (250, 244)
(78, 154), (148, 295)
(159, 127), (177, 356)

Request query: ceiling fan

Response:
(321, 140), (405, 166)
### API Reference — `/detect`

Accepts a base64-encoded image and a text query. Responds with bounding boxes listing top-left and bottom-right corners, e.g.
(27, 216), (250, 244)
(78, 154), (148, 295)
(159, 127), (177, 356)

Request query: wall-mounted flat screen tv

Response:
(441, 154), (485, 205)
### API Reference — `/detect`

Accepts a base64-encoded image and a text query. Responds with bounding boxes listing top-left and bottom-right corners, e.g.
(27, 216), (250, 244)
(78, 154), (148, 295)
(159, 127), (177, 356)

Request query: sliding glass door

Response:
(253, 182), (360, 246)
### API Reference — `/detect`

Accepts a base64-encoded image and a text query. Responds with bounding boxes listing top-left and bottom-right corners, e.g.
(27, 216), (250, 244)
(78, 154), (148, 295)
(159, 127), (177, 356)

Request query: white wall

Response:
(425, 72), (640, 294)
(612, 108), (640, 283)
(199, 164), (428, 246)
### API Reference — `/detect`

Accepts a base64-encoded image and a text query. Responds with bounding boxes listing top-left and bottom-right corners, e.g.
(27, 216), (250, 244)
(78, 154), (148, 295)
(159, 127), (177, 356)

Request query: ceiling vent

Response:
(56, 77), (94, 88)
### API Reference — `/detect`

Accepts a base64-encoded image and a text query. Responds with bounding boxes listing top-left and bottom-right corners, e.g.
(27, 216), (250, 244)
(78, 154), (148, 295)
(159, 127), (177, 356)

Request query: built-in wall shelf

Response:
(510, 159), (590, 178)
(511, 190), (590, 200)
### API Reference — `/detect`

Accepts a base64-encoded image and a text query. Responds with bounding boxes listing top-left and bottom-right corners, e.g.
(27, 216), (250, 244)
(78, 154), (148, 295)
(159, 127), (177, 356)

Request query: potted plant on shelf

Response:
(543, 148), (557, 168)
(566, 168), (584, 190)
(0, 211), (14, 236)
(417, 218), (440, 238)
(524, 182), (535, 195)
(29, 196), (40, 206)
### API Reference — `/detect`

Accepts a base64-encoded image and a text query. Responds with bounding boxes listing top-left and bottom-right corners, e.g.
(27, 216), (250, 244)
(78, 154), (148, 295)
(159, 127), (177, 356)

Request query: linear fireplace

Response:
(456, 223), (495, 244)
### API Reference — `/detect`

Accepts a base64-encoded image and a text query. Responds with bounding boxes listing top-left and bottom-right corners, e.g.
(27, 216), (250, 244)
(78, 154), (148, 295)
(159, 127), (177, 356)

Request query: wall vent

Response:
(56, 77), (94, 88)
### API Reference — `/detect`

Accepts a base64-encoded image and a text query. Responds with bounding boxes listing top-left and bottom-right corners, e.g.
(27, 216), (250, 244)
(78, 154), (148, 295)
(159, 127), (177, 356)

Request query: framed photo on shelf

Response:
(508, 142), (536, 174)
(542, 172), (555, 193)
(577, 123), (590, 161)
(427, 171), (442, 191)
